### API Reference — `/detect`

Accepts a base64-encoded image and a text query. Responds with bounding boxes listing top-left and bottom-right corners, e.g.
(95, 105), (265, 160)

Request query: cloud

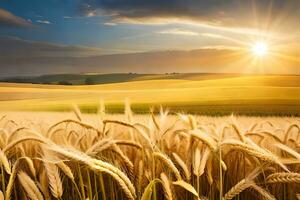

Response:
(201, 33), (225, 39)
(1, 37), (300, 77)
(104, 22), (117, 26)
(157, 28), (199, 36)
(0, 8), (32, 27)
(0, 48), (239, 77)
(0, 36), (103, 58)
(199, 45), (241, 51)
(201, 33), (247, 45)
(36, 20), (52, 24)
(79, 0), (300, 34)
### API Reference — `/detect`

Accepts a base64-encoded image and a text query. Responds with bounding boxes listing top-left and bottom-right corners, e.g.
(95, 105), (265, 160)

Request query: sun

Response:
(251, 42), (268, 57)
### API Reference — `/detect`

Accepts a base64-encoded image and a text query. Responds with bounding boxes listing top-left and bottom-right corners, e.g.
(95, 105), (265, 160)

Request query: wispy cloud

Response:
(201, 33), (225, 39)
(201, 32), (249, 45)
(157, 28), (199, 36)
(104, 22), (117, 26)
(36, 20), (52, 24)
(79, 0), (300, 37)
(198, 45), (242, 50)
(0, 8), (32, 27)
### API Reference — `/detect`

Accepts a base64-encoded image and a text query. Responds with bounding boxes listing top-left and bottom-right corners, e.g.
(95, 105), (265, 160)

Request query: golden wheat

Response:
(18, 171), (44, 200)
(0, 108), (299, 199)
(266, 172), (300, 184)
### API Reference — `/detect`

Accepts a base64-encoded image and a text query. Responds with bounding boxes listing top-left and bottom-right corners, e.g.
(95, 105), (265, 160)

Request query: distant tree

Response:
(58, 81), (72, 85)
(85, 77), (95, 85)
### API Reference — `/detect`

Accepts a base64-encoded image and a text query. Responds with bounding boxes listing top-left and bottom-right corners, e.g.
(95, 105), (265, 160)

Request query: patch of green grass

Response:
(14, 101), (300, 116)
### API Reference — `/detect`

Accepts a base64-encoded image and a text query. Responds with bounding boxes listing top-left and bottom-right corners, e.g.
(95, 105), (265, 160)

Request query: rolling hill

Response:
(1, 74), (300, 115)
(0, 73), (244, 85)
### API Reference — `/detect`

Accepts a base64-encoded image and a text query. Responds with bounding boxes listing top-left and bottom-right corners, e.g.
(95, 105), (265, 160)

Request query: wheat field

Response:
(0, 105), (299, 200)
(2, 75), (300, 116)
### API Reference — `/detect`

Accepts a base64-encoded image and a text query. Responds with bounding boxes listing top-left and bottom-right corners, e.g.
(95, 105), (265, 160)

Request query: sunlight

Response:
(251, 42), (268, 57)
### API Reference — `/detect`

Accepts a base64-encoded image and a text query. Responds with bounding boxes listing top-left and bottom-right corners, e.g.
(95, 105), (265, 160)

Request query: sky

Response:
(0, 0), (300, 76)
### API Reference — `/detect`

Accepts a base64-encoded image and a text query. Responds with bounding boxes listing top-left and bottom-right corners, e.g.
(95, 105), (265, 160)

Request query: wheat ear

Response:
(18, 171), (44, 200)
(160, 173), (173, 200)
(172, 153), (191, 181)
(153, 152), (182, 180)
(266, 173), (300, 184)
(44, 162), (63, 198)
(221, 139), (288, 172)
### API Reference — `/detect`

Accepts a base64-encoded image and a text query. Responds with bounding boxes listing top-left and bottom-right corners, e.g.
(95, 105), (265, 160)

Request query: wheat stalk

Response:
(1, 109), (300, 200)
(284, 124), (300, 143)
(3, 136), (45, 153)
(23, 156), (36, 177)
(5, 159), (20, 200)
(224, 180), (255, 200)
(0, 150), (10, 174)
(221, 139), (288, 171)
(39, 169), (51, 200)
(160, 173), (173, 200)
(153, 152), (182, 180)
(48, 119), (101, 136)
(5, 127), (28, 144)
(189, 129), (217, 152)
(266, 173), (300, 184)
(172, 153), (191, 181)
(223, 167), (262, 200)
(250, 184), (276, 200)
(115, 140), (142, 149)
(72, 104), (82, 121)
(18, 171), (44, 200)
(44, 162), (63, 198)
(47, 143), (136, 199)
(57, 161), (74, 180)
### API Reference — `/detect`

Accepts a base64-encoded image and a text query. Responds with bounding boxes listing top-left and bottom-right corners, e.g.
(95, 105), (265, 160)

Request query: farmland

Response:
(1, 74), (300, 115)
(0, 74), (300, 199)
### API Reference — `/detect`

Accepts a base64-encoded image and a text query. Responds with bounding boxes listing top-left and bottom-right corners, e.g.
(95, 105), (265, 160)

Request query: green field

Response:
(1, 74), (300, 115)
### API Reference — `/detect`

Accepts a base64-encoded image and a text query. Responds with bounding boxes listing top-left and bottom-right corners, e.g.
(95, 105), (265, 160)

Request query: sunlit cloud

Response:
(157, 28), (199, 36)
(198, 45), (242, 51)
(201, 33), (225, 39)
(97, 16), (279, 39)
(201, 33), (249, 46)
(78, 0), (300, 40)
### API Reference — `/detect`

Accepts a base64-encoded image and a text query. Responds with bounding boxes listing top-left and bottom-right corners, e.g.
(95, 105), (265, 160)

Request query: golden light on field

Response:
(251, 42), (268, 57)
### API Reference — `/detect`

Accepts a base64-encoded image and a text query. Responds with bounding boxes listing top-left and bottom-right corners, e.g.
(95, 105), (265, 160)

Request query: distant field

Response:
(1, 74), (300, 115)
(0, 73), (243, 85)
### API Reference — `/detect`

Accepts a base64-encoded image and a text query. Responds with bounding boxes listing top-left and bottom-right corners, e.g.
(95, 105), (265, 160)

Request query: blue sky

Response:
(1, 0), (287, 52)
(0, 0), (185, 52)
(0, 0), (300, 76)
(0, 0), (121, 48)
